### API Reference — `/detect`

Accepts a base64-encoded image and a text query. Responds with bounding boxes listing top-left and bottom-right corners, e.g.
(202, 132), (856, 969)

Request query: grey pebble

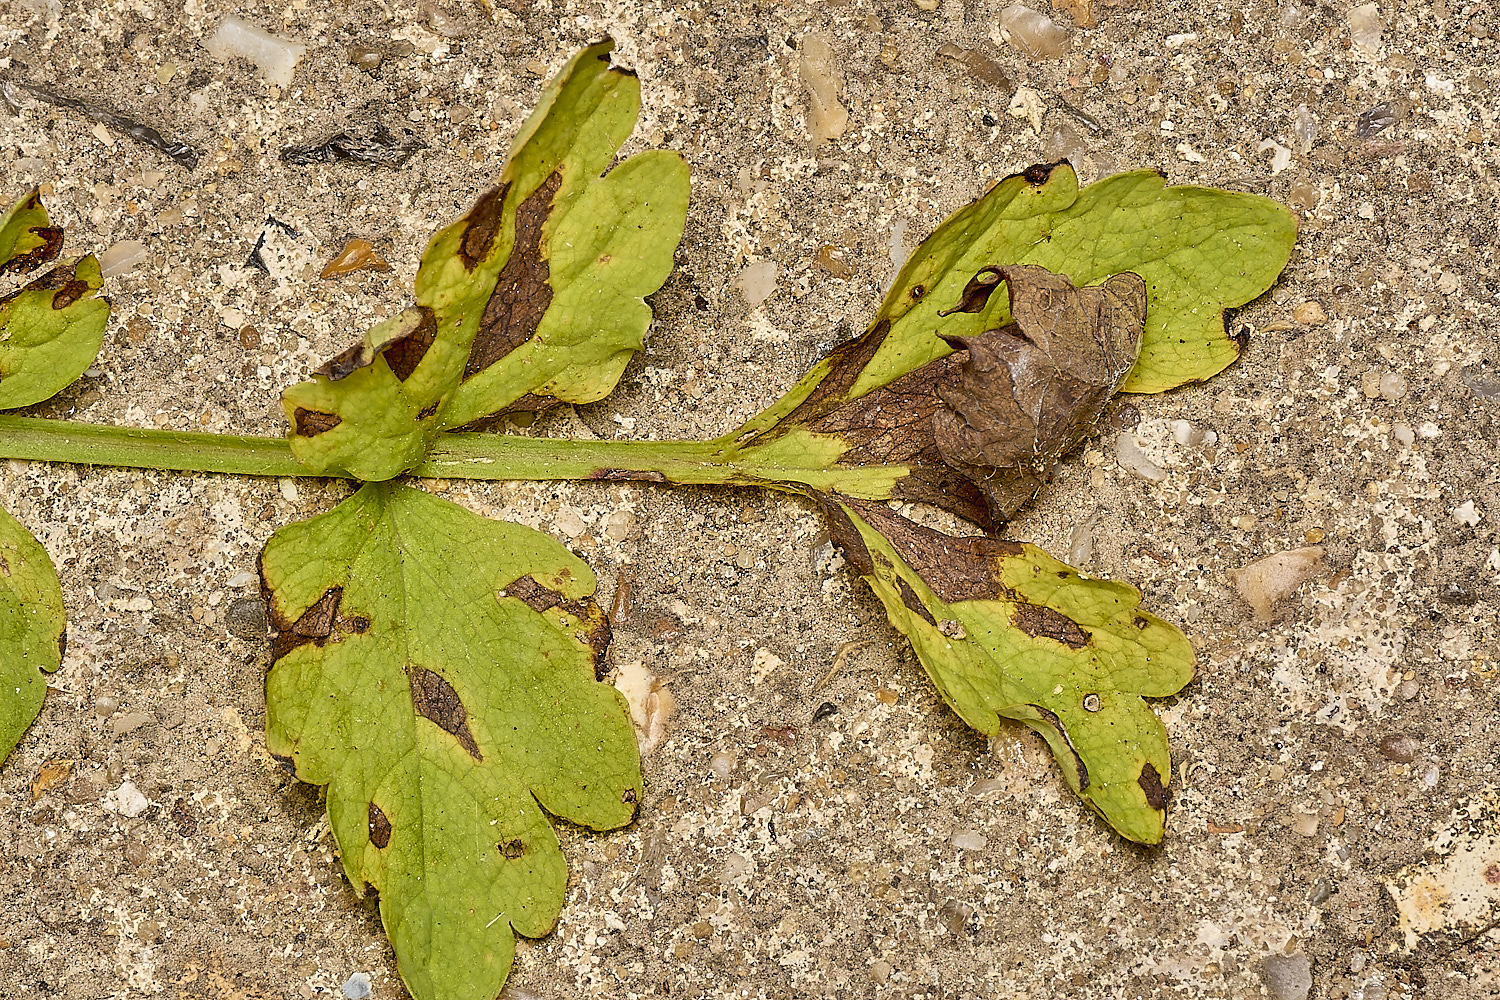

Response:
(1259, 952), (1312, 1000)
(225, 597), (269, 641)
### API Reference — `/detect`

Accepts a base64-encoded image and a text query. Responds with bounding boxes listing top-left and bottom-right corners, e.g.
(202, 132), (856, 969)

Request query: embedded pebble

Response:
(1378, 372), (1407, 400)
(341, 972), (372, 1000)
(225, 597), (269, 641)
(227, 570), (258, 588)
(951, 830), (987, 851)
(122, 839), (148, 865)
(203, 16), (307, 88)
(1257, 138), (1292, 175)
(103, 781), (149, 818)
(347, 45), (383, 73)
(98, 239), (148, 277)
(815, 245), (855, 279)
(424, 4), (470, 38)
(937, 898), (974, 934)
(869, 959), (894, 983)
(996, 4), (1071, 60)
(1349, 3), (1383, 53)
(709, 750), (735, 782)
(1169, 419), (1216, 447)
(1114, 431), (1168, 482)
(1293, 104), (1317, 152)
(910, 0), (939, 10)
(1290, 806), (1320, 837)
(603, 509), (636, 542)
(1391, 422), (1415, 447)
(1356, 101), (1402, 139)
(1040, 124), (1088, 166)
(1288, 178), (1318, 210)
(111, 712), (153, 735)
(1227, 546), (1324, 620)
(733, 261), (778, 307)
(1452, 501), (1481, 527)
(936, 43), (1012, 89)
(1259, 952), (1313, 1000)
(93, 695), (119, 720)
(1378, 733), (1420, 763)
(552, 507), (588, 538)
(320, 238), (392, 280)
(1067, 517), (1094, 566)
(799, 34), (849, 143)
(1292, 301), (1326, 325)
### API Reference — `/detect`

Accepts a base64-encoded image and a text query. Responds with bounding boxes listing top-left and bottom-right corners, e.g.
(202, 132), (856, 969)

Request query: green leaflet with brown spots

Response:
(725, 162), (1295, 453)
(0, 504), (66, 768)
(820, 495), (1195, 844)
(0, 188), (111, 410)
(283, 39), (690, 481)
(260, 482), (640, 1000)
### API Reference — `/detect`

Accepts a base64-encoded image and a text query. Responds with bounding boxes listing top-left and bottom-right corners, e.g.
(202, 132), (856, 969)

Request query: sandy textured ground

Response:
(2, 1), (1498, 998)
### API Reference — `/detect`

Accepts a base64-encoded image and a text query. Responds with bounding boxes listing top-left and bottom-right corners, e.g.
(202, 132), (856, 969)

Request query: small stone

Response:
(1348, 3), (1382, 53)
(103, 781), (150, 818)
(225, 597), (269, 641)
(691, 921), (713, 939)
(203, 15), (307, 89)
(937, 898), (974, 934)
(1356, 101), (1405, 139)
(603, 509), (636, 542)
(799, 34), (849, 142)
(552, 507), (588, 538)
(733, 261), (778, 306)
(869, 960), (894, 983)
(347, 45), (383, 72)
(815, 245), (855, 279)
(320, 238), (392, 280)
(1378, 733), (1419, 763)
(1227, 546), (1324, 620)
(123, 839), (148, 865)
(951, 830), (987, 851)
(138, 920), (161, 943)
(93, 695), (119, 720)
(878, 41), (900, 70)
(424, 4), (470, 38)
(1292, 301), (1326, 325)
(1288, 178), (1318, 210)
(1114, 431), (1168, 482)
(98, 239), (149, 278)
(910, 0), (939, 10)
(1452, 501), (1481, 527)
(1260, 952), (1313, 1000)
(1378, 372), (1407, 400)
(996, 4), (1072, 60)
(341, 972), (372, 1000)
(1291, 806), (1320, 837)
(1304, 527), (1326, 544)
(111, 712), (153, 735)
(708, 750), (735, 782)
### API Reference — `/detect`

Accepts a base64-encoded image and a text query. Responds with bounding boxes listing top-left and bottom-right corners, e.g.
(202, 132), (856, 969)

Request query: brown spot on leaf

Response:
(464, 170), (563, 379)
(837, 497), (1023, 603)
(816, 496), (874, 577)
(1030, 705), (1089, 791)
(51, 279), (88, 309)
(897, 578), (937, 625)
(1022, 160), (1064, 185)
(498, 838), (526, 859)
(316, 343), (370, 381)
(500, 576), (612, 678)
(1138, 762), (1166, 811)
(292, 407), (342, 437)
(458, 183), (509, 270)
(368, 802), (392, 848)
(938, 266), (1005, 316)
(1011, 604), (1090, 649)
(267, 587), (343, 660)
(380, 306), (437, 381)
(768, 318), (892, 431)
(0, 192), (63, 277)
(409, 666), (482, 761)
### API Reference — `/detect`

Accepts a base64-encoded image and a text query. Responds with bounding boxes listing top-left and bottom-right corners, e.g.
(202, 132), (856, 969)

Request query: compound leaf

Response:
(0, 504), (65, 768)
(821, 495), (1194, 844)
(259, 482), (641, 1000)
(283, 39), (689, 481)
(0, 189), (111, 410)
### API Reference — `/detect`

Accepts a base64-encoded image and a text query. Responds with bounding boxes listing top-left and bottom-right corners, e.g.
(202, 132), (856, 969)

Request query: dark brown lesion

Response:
(760, 318), (894, 434)
(1137, 762), (1166, 811)
(458, 183), (510, 270)
(368, 802), (392, 848)
(267, 586), (343, 660)
(1029, 704), (1090, 791)
(378, 306), (437, 381)
(1011, 604), (1091, 649)
(938, 266), (1005, 316)
(0, 196), (63, 277)
(409, 666), (482, 761)
(292, 407), (342, 437)
(463, 170), (564, 379)
(837, 497), (1023, 603)
(897, 578), (937, 626)
(498, 838), (526, 859)
(500, 576), (613, 679)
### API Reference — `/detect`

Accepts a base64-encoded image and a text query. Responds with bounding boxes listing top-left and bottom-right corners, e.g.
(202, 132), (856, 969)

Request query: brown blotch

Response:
(897, 578), (937, 626)
(1030, 705), (1089, 791)
(500, 577), (613, 679)
(380, 306), (437, 381)
(839, 497), (1023, 603)
(0, 193), (63, 276)
(409, 666), (482, 760)
(909, 283), (925, 300)
(293, 407), (342, 437)
(621, 787), (638, 804)
(1138, 762), (1166, 811)
(1011, 604), (1090, 649)
(464, 170), (563, 379)
(815, 495), (874, 577)
(368, 803), (392, 848)
(498, 838), (526, 859)
(1022, 160), (1064, 185)
(766, 318), (893, 433)
(458, 183), (509, 270)
(268, 586), (343, 660)
(51, 279), (89, 310)
(939, 266), (1005, 316)
(417, 401), (440, 420)
(316, 343), (370, 381)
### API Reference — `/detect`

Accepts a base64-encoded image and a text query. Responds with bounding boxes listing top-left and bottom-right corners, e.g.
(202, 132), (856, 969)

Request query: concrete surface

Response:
(1, 1), (1497, 998)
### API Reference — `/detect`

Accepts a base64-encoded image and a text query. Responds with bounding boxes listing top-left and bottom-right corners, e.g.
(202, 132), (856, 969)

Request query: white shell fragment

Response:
(103, 781), (150, 818)
(1227, 546), (1325, 620)
(799, 34), (849, 142)
(97, 239), (148, 277)
(614, 660), (674, 756)
(733, 260), (778, 307)
(203, 16), (308, 89)
(995, 4), (1072, 60)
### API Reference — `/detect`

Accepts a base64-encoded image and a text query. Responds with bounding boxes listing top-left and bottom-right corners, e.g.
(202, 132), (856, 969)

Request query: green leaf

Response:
(283, 39), (690, 481)
(0, 504), (65, 768)
(0, 188), (64, 277)
(0, 190), (111, 411)
(820, 495), (1194, 844)
(259, 482), (641, 1000)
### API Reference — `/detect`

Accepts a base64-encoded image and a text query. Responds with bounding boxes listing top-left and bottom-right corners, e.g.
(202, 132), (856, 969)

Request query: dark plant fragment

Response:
(280, 124), (428, 167)
(4, 78), (199, 168)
